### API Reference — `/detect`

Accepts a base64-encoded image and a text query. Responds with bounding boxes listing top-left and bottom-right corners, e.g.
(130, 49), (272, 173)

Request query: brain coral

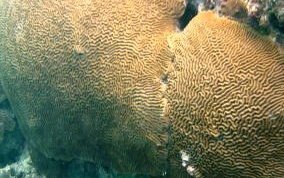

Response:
(0, 0), (283, 177)
(0, 0), (185, 175)
(167, 11), (284, 178)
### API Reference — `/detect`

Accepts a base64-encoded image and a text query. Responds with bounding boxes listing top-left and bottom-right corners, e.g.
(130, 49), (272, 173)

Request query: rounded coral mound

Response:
(0, 0), (185, 176)
(0, 0), (283, 177)
(167, 11), (284, 178)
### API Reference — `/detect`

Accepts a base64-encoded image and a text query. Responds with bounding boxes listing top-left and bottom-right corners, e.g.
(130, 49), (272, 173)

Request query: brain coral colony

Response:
(0, 0), (283, 178)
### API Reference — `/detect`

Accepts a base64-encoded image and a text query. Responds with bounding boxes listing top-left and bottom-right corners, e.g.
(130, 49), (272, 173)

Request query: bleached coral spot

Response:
(180, 150), (189, 162)
(180, 150), (195, 176)
(186, 165), (195, 176)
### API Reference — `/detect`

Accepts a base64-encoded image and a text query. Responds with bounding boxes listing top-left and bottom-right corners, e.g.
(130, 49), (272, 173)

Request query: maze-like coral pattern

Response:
(167, 11), (284, 178)
(0, 0), (284, 177)
(0, 0), (186, 175)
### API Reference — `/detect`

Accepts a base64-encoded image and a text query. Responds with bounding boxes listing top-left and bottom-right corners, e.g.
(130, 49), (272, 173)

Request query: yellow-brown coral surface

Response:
(167, 11), (284, 177)
(0, 0), (185, 175)
(0, 0), (284, 177)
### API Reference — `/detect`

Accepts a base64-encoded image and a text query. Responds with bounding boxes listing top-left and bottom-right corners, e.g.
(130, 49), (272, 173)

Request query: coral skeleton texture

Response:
(0, 0), (283, 177)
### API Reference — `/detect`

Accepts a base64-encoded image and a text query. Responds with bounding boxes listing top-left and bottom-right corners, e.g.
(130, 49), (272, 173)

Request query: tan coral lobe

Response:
(167, 11), (284, 178)
(0, 0), (186, 175)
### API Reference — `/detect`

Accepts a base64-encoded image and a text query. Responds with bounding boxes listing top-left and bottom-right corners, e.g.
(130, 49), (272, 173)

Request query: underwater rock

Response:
(0, 109), (16, 143)
(0, 99), (25, 168)
(0, 148), (42, 178)
(0, 124), (25, 170)
(0, 84), (7, 104)
(0, 83), (15, 144)
(190, 0), (284, 48)
(1, 145), (145, 178)
(217, 0), (248, 19)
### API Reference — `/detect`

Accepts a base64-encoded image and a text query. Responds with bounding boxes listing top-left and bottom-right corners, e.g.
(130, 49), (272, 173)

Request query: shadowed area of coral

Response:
(0, 84), (25, 168)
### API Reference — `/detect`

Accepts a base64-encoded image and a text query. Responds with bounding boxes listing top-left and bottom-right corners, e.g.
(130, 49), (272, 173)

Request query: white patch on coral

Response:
(187, 165), (195, 176)
(180, 150), (189, 162)
(269, 113), (277, 120)
(180, 150), (195, 176)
